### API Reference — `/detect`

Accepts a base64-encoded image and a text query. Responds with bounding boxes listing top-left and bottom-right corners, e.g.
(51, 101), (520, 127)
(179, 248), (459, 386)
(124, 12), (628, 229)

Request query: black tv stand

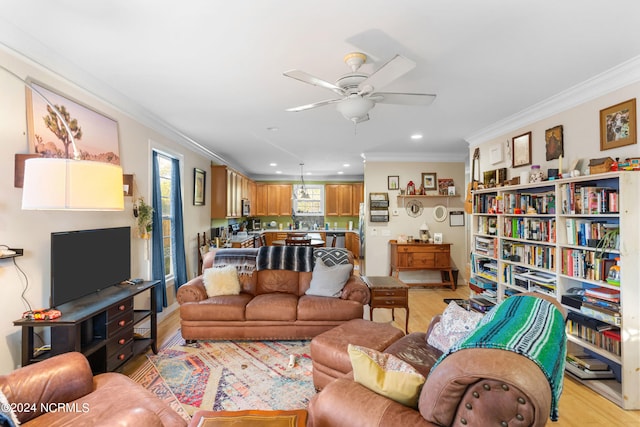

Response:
(14, 281), (159, 373)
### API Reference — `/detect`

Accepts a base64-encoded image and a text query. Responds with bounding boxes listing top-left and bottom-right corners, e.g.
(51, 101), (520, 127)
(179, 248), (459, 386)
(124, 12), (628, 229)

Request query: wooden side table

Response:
(363, 276), (409, 333)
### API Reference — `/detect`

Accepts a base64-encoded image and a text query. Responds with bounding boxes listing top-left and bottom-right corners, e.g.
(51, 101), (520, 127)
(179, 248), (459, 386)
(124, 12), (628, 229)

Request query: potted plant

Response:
(134, 197), (153, 239)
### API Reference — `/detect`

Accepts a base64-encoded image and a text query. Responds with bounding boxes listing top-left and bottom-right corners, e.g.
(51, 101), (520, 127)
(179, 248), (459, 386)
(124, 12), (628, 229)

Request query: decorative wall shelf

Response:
(0, 248), (23, 260)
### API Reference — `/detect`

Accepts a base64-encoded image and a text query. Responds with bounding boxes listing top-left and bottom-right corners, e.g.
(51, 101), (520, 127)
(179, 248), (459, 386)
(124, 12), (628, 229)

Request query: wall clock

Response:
(406, 199), (423, 217)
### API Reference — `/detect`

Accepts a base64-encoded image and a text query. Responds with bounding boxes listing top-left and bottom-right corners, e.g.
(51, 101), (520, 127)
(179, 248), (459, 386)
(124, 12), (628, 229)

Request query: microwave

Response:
(242, 199), (250, 216)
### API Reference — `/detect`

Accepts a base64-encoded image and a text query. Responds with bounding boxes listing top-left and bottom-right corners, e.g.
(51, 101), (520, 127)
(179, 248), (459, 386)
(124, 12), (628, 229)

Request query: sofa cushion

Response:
(384, 332), (442, 379)
(427, 301), (482, 353)
(306, 259), (352, 297)
(180, 293), (252, 321)
(246, 293), (298, 321)
(297, 295), (363, 321)
(256, 270), (300, 295)
(203, 265), (241, 297)
(348, 344), (426, 408)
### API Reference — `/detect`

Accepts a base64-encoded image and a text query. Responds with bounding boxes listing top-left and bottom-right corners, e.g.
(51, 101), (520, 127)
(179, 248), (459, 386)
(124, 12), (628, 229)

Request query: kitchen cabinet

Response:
(267, 184), (293, 216)
(345, 231), (360, 258)
(211, 165), (254, 218)
(254, 183), (291, 217)
(255, 183), (268, 216)
(326, 184), (358, 216)
(352, 182), (364, 214)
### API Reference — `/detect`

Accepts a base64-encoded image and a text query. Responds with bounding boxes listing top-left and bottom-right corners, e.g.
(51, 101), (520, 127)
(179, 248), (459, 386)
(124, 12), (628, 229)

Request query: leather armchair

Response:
(0, 352), (186, 426)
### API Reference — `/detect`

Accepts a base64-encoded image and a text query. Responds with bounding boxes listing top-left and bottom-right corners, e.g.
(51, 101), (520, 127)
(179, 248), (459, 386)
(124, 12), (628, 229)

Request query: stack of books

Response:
(565, 352), (615, 380)
(582, 287), (621, 326)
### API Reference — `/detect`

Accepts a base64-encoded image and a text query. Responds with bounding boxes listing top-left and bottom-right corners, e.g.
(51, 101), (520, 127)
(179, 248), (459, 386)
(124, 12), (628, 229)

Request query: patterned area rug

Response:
(128, 331), (315, 422)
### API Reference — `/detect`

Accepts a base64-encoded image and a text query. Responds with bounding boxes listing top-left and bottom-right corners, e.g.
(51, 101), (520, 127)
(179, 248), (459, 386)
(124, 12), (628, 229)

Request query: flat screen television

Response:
(51, 226), (131, 308)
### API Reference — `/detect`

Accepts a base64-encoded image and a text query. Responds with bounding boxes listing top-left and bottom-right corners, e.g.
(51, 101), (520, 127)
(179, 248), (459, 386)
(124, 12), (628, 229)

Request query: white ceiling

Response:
(2, 1), (640, 180)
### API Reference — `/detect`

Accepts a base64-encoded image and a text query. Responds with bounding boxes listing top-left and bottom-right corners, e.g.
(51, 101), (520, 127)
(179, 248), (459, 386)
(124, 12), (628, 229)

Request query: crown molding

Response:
(364, 151), (467, 163)
(466, 55), (640, 146)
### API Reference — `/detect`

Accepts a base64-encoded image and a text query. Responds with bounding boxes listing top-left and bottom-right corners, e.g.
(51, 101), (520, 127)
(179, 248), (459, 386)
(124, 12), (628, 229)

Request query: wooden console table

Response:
(14, 281), (158, 373)
(389, 240), (455, 290)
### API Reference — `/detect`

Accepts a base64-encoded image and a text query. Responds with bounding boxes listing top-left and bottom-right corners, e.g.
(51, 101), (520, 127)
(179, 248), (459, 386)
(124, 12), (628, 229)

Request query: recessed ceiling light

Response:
(343, 163), (350, 167)
(411, 134), (423, 140)
(306, 172), (312, 175)
(270, 163), (277, 167)
(275, 170), (282, 174)
(337, 171), (344, 175)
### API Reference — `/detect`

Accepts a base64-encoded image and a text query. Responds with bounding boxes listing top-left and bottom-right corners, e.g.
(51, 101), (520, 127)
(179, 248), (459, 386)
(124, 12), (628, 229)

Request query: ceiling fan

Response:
(283, 52), (436, 123)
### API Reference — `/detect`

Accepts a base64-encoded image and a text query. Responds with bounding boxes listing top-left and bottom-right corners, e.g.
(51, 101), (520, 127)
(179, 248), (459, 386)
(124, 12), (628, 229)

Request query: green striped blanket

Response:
(432, 295), (566, 421)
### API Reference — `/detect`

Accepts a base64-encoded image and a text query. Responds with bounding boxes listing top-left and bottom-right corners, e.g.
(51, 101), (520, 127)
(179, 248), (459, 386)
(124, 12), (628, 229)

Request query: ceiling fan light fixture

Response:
(336, 96), (374, 123)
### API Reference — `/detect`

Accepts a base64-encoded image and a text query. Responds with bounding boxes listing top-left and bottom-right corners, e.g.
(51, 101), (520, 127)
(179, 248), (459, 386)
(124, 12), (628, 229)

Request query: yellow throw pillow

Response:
(203, 265), (241, 297)
(348, 344), (426, 408)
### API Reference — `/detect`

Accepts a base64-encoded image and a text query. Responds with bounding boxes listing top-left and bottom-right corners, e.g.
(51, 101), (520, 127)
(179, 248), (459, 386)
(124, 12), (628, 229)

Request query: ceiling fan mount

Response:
(284, 51), (436, 124)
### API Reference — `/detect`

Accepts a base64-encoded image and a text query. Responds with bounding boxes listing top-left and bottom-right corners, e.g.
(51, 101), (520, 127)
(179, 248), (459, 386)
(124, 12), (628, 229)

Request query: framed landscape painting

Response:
(26, 81), (120, 164)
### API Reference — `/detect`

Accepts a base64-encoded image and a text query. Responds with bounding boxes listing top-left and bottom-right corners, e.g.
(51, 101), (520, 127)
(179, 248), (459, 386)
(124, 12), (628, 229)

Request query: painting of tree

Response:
(26, 82), (120, 164)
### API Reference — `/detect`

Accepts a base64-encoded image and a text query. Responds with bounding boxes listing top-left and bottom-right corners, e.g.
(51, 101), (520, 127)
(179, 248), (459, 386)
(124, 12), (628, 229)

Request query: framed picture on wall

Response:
(600, 98), (636, 150)
(26, 81), (120, 164)
(512, 131), (532, 167)
(388, 175), (399, 190)
(545, 125), (563, 161)
(422, 172), (437, 191)
(194, 168), (206, 205)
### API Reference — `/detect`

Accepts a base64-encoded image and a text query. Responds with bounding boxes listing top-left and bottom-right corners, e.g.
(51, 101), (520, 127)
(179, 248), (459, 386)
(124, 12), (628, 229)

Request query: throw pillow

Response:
(305, 258), (352, 298)
(0, 389), (19, 427)
(348, 344), (426, 408)
(203, 265), (241, 297)
(427, 301), (483, 353)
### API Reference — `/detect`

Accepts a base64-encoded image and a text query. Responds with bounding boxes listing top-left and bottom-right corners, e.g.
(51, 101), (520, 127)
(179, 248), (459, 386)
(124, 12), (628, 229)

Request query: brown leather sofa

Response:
(308, 293), (566, 427)
(177, 248), (370, 340)
(0, 351), (187, 426)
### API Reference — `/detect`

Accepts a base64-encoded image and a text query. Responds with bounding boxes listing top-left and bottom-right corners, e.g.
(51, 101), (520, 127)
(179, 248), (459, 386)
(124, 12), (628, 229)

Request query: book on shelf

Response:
(580, 306), (621, 325)
(584, 287), (620, 303)
(566, 352), (609, 371)
(565, 361), (616, 380)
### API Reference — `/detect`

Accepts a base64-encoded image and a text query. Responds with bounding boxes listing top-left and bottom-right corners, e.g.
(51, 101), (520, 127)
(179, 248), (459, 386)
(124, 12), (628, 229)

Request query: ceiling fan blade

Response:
(283, 70), (345, 95)
(285, 98), (343, 112)
(370, 92), (436, 106)
(358, 55), (416, 93)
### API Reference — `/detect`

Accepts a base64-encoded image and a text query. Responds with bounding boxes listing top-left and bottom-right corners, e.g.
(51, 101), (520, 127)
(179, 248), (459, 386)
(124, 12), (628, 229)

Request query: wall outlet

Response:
(392, 209), (399, 216)
(371, 228), (378, 236)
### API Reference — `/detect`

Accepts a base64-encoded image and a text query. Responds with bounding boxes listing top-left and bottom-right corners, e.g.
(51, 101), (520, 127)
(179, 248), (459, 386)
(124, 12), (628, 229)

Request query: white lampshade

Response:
(22, 158), (124, 211)
(420, 222), (430, 231)
(336, 96), (375, 122)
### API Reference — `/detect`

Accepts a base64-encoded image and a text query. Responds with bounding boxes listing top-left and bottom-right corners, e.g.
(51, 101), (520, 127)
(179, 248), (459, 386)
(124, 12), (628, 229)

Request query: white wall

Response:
(472, 82), (640, 180)
(363, 161), (467, 283)
(0, 48), (212, 373)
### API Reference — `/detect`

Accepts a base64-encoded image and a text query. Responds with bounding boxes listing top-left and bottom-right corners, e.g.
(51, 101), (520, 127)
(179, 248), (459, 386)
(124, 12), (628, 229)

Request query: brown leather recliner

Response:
(0, 352), (187, 426)
(308, 293), (566, 427)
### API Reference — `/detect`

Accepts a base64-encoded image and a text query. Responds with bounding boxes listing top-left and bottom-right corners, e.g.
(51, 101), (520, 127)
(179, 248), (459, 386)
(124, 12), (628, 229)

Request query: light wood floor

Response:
(123, 285), (640, 426)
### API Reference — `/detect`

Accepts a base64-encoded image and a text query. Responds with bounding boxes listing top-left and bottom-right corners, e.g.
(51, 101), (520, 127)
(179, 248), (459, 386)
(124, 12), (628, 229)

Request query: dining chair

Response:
(285, 238), (311, 246)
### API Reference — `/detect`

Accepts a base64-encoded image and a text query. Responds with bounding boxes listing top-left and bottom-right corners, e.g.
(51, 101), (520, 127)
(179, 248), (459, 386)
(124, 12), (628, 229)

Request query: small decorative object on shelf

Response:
(419, 222), (431, 242)
(406, 180), (415, 195)
(529, 165), (545, 183)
